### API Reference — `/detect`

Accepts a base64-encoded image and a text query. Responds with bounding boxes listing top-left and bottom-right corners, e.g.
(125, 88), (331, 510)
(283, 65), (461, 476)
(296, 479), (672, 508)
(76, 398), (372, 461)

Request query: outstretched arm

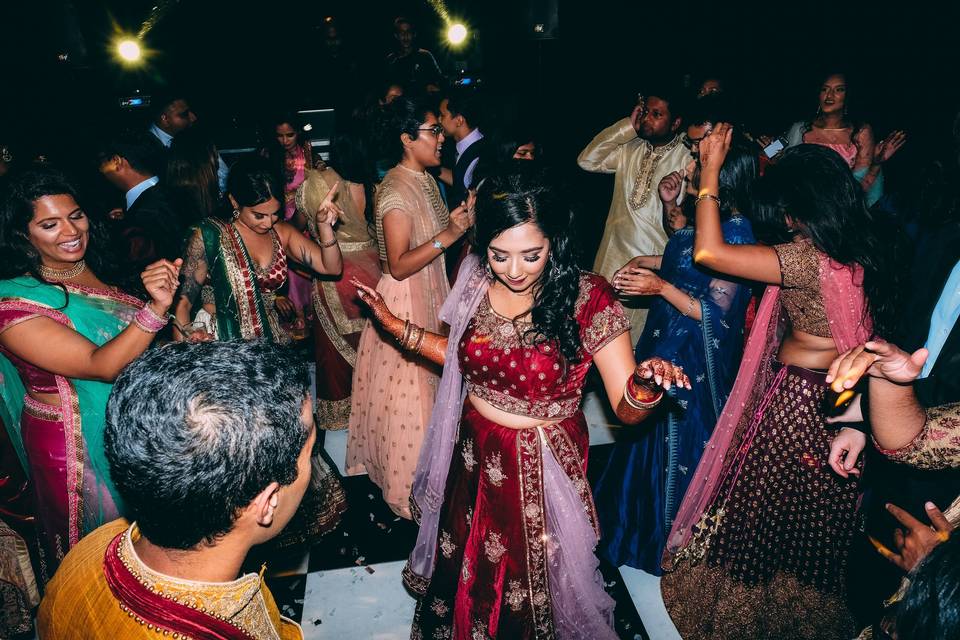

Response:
(353, 280), (447, 366)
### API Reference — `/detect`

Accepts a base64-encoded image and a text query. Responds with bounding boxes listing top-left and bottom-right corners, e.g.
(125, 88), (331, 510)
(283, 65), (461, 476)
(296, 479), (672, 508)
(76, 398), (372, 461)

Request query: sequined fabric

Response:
(458, 273), (629, 421)
(253, 230), (287, 293)
(661, 363), (860, 639)
(772, 239), (830, 337)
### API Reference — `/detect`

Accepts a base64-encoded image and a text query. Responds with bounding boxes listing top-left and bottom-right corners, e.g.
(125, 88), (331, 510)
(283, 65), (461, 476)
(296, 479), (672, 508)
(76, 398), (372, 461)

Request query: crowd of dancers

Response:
(0, 15), (958, 640)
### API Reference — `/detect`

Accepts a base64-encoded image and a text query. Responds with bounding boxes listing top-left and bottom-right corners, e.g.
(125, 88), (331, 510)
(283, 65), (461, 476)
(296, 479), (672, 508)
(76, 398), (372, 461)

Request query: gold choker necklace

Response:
(39, 260), (86, 281)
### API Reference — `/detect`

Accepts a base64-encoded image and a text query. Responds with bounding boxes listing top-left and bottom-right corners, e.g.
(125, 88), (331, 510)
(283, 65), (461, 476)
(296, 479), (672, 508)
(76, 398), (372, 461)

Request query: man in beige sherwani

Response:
(579, 90), (689, 342)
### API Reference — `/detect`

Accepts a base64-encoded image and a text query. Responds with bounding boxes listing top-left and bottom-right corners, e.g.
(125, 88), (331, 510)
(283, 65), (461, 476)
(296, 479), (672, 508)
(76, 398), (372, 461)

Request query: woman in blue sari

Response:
(593, 136), (757, 574)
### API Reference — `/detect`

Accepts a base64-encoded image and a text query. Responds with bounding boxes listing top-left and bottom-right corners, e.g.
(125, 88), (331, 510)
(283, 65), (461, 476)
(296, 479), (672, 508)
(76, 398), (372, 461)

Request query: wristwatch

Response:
(432, 239), (445, 251)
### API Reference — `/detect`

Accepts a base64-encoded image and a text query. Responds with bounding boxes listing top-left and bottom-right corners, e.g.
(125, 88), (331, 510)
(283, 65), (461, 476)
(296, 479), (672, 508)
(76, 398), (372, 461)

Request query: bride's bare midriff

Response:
(777, 329), (840, 371)
(467, 393), (562, 430)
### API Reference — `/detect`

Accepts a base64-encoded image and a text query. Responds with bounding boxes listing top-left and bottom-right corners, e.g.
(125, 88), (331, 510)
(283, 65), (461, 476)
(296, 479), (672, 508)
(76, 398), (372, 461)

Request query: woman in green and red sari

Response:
(173, 157), (348, 545)
(0, 166), (181, 582)
(173, 156), (343, 344)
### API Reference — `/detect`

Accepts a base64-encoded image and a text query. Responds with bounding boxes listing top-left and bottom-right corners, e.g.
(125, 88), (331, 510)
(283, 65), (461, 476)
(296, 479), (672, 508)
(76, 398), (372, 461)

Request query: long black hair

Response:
(0, 165), (118, 289)
(262, 113), (309, 188)
(895, 534), (960, 639)
(472, 173), (583, 362)
(750, 144), (904, 338)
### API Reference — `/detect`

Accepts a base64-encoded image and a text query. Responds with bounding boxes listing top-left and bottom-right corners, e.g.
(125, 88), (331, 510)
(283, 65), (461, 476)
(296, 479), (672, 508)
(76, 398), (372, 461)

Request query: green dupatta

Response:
(0, 277), (141, 537)
(193, 218), (284, 343)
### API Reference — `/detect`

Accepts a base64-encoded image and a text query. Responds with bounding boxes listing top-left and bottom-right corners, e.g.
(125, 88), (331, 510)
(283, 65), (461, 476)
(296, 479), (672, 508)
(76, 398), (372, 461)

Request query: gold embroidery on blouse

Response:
(583, 305), (631, 354)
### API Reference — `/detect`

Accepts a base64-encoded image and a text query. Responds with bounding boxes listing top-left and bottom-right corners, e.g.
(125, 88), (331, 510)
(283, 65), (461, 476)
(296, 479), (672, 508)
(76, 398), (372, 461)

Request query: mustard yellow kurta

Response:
(37, 519), (303, 640)
(578, 118), (689, 342)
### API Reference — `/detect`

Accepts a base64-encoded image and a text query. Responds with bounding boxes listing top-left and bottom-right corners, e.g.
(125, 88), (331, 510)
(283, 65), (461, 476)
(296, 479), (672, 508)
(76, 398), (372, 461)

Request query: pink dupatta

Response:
(663, 253), (874, 566)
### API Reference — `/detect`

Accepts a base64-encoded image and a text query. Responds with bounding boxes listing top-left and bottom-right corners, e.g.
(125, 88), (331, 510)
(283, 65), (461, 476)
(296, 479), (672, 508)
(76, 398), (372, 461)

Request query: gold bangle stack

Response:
(399, 320), (426, 354)
(695, 193), (721, 207)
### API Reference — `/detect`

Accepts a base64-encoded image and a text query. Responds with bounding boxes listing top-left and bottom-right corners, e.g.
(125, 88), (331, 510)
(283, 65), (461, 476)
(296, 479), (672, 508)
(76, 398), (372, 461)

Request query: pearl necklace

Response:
(38, 260), (86, 281)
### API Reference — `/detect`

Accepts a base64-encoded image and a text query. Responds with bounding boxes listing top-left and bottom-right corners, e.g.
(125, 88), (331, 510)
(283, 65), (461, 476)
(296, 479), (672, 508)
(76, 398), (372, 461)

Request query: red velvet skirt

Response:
(406, 402), (595, 640)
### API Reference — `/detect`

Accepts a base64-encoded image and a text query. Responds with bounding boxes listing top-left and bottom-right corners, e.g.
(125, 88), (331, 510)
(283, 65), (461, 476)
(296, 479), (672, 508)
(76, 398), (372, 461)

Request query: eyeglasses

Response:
(417, 125), (444, 137)
(681, 125), (713, 151)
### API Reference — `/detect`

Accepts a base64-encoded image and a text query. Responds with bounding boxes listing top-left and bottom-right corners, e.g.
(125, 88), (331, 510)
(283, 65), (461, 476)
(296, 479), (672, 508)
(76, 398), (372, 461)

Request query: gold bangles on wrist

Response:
(695, 193), (721, 207)
(623, 376), (664, 410)
(682, 294), (696, 317)
(399, 320), (426, 354)
(318, 237), (339, 248)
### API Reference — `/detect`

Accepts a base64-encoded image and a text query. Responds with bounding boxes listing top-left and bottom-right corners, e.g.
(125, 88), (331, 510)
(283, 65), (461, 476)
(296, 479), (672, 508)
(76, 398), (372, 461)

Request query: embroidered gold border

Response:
(516, 428), (555, 639)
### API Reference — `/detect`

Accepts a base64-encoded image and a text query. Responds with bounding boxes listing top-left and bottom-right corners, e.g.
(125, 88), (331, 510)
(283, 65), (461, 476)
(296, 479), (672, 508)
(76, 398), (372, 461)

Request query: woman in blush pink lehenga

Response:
(346, 97), (474, 518)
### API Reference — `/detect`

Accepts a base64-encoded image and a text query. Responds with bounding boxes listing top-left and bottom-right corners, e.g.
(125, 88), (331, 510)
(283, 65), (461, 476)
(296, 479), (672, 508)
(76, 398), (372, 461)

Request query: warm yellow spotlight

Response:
(446, 23), (468, 46)
(116, 39), (142, 63)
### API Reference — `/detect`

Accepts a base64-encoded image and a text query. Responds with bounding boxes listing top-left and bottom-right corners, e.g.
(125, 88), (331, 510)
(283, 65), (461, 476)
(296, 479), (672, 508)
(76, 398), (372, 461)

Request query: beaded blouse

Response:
(773, 238), (831, 338)
(458, 273), (630, 420)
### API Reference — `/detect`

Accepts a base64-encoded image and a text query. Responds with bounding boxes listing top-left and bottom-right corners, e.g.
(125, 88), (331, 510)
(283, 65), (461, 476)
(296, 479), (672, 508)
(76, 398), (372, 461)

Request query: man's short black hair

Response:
(444, 86), (485, 130)
(105, 340), (311, 549)
(644, 83), (687, 122)
(95, 128), (165, 176)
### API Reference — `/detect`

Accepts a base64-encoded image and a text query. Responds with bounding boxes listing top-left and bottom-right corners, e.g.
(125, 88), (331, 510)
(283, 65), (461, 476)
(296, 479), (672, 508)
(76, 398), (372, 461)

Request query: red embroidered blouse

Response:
(458, 273), (630, 420)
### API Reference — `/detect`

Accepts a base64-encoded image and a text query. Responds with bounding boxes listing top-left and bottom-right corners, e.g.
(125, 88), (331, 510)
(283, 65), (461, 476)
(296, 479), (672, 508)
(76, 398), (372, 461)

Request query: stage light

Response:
(116, 39), (142, 63)
(446, 23), (468, 46)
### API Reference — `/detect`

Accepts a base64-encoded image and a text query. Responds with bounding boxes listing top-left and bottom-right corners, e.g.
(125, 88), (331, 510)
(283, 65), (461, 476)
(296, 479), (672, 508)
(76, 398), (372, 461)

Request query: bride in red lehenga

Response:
(355, 173), (690, 639)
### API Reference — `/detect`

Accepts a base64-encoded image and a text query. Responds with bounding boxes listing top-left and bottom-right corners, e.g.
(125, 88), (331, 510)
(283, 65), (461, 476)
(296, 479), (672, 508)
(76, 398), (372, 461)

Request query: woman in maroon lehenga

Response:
(355, 173), (690, 639)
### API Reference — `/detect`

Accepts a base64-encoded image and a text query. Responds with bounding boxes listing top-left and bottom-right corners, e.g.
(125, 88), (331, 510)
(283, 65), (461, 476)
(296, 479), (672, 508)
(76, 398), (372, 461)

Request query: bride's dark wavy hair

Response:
(750, 144), (904, 338)
(472, 173), (583, 362)
(0, 165), (118, 291)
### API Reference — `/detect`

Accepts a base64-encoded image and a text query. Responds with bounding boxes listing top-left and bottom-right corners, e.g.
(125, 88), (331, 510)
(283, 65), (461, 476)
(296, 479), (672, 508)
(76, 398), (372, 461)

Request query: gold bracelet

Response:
(695, 194), (721, 207)
(318, 237), (338, 248)
(681, 295), (696, 317)
(399, 320), (411, 348)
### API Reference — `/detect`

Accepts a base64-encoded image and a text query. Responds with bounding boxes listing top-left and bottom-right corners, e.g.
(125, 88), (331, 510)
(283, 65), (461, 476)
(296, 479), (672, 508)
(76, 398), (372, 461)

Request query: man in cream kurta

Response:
(579, 94), (689, 342)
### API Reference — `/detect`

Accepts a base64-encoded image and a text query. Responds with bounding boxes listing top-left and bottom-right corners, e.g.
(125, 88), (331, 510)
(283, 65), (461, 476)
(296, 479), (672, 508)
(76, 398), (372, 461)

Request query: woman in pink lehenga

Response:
(346, 97), (474, 518)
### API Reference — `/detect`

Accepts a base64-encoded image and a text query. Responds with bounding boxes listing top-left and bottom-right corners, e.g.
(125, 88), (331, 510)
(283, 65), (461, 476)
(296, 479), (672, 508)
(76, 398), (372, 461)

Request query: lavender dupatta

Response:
(407, 254), (488, 581)
(407, 255), (617, 638)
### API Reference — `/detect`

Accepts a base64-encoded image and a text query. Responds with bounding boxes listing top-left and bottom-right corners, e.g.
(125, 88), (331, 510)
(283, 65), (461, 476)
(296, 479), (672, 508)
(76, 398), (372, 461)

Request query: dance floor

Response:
(251, 386), (683, 639)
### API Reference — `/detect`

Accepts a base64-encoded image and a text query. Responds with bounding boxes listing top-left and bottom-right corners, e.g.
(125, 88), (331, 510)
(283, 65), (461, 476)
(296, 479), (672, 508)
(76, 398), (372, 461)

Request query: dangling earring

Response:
(232, 208), (240, 221)
(485, 262), (494, 280)
(550, 264), (560, 279)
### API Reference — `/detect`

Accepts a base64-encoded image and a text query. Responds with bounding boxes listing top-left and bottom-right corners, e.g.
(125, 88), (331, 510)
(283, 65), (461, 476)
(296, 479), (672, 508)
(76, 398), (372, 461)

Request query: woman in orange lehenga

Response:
(346, 97), (474, 517)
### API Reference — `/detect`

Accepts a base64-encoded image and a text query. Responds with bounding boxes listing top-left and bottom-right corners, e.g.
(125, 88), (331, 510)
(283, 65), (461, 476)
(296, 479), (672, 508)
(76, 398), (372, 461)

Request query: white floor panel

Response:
(301, 560), (415, 639)
(618, 566), (681, 640)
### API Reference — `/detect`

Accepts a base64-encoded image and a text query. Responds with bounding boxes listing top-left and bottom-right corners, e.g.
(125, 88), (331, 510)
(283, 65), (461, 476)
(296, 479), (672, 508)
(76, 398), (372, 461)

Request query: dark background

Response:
(1, 0), (957, 255)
